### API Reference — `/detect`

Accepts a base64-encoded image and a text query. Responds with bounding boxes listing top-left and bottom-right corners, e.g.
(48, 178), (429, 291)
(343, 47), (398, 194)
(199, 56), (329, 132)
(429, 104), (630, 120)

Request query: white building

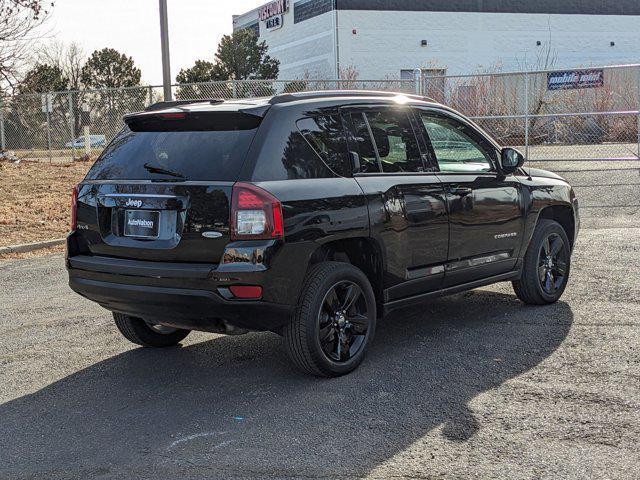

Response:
(232, 0), (640, 80)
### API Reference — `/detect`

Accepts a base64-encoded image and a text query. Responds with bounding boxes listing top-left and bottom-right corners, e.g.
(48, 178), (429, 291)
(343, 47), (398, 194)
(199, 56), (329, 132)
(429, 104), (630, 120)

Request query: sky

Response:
(46, 0), (266, 85)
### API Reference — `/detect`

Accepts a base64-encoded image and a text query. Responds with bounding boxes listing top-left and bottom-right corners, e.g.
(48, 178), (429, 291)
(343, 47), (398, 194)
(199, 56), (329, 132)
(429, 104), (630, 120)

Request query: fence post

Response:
(637, 68), (640, 160)
(232, 81), (237, 99)
(524, 72), (530, 160)
(414, 69), (422, 95)
(148, 85), (154, 106)
(45, 96), (53, 163)
(68, 92), (76, 161)
(0, 97), (5, 151)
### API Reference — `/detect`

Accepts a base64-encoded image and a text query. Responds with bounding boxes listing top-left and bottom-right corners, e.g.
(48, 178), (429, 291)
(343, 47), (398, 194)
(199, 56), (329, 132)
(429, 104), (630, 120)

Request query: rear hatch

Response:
(74, 107), (262, 263)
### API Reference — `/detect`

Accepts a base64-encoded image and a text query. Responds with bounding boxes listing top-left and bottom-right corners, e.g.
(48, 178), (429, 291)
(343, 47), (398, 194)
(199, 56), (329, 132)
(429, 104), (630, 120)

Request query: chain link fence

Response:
(417, 64), (640, 213)
(419, 64), (640, 161)
(1, 68), (639, 162)
(0, 67), (638, 213)
(1, 69), (639, 164)
(0, 79), (415, 162)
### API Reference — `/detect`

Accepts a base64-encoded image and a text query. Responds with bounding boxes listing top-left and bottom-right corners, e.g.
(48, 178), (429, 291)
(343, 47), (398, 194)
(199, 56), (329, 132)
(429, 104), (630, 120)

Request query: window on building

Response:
(400, 70), (416, 81)
(237, 21), (259, 38)
(422, 69), (446, 103)
(294, 0), (333, 24)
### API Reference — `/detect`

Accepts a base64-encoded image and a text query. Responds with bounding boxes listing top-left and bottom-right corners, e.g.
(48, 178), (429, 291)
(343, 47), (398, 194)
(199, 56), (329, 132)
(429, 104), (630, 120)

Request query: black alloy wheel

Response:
(513, 219), (571, 305)
(318, 280), (370, 363)
(283, 261), (377, 377)
(537, 232), (569, 295)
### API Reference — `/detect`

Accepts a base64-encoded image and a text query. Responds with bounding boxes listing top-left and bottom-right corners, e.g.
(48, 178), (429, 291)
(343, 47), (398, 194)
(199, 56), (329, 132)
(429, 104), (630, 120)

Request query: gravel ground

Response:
(0, 218), (639, 479)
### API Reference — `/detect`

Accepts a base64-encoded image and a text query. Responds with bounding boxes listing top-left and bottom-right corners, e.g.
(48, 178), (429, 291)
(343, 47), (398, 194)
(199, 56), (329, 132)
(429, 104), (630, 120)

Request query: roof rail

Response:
(268, 90), (437, 105)
(144, 98), (225, 112)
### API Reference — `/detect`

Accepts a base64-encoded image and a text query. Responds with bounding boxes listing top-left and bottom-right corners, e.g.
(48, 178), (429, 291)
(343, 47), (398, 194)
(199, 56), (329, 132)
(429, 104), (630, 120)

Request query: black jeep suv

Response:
(67, 91), (579, 377)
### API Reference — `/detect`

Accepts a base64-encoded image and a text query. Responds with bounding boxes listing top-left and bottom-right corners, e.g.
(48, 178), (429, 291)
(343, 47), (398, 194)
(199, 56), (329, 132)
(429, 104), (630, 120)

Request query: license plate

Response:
(124, 210), (160, 238)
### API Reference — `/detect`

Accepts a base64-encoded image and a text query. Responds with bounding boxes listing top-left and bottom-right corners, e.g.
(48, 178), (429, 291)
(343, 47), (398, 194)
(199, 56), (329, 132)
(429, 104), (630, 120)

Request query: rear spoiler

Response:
(144, 99), (225, 112)
(124, 100), (270, 124)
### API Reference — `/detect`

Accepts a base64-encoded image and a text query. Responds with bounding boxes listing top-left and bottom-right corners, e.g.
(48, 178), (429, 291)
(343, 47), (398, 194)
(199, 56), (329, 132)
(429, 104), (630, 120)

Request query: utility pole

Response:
(159, 0), (172, 101)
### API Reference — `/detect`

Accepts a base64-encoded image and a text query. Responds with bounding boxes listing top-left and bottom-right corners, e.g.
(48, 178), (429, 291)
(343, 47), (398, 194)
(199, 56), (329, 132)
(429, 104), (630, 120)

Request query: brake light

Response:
(230, 182), (284, 241)
(158, 112), (186, 120)
(71, 185), (79, 231)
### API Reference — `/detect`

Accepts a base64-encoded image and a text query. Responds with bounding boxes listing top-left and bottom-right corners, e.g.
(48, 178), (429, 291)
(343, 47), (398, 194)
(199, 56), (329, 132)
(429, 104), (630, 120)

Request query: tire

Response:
(513, 219), (571, 305)
(283, 261), (377, 377)
(113, 313), (190, 347)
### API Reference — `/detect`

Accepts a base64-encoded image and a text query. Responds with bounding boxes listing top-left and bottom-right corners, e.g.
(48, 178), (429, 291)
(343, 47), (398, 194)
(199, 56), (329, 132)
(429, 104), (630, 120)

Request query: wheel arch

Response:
(537, 204), (576, 249)
(309, 237), (385, 311)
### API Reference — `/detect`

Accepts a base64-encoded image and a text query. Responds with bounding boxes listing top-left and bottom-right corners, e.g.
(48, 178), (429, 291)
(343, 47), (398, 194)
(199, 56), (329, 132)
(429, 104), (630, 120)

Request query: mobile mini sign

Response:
(259, 0), (288, 31)
(547, 69), (604, 91)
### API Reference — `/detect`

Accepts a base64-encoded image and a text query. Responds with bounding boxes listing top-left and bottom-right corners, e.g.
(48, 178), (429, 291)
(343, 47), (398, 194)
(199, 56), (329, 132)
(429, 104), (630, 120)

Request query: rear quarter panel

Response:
(252, 178), (369, 304)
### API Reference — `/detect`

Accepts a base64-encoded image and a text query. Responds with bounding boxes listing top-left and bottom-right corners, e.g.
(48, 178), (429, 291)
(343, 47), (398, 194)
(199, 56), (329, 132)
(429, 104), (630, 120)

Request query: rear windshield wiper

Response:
(143, 163), (187, 179)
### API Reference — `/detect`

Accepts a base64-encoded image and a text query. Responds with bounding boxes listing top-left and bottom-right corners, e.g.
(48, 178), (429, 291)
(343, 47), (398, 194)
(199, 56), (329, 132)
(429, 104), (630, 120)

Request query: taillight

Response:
(71, 185), (79, 231)
(230, 182), (284, 241)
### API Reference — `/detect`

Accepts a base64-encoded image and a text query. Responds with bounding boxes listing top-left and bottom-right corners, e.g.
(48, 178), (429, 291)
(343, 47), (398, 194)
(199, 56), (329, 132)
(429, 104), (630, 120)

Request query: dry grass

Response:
(0, 160), (92, 248)
(0, 244), (65, 261)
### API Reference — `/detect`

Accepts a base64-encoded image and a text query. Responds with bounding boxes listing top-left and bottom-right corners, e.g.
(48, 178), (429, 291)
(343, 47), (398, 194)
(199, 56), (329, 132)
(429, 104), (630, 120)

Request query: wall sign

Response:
(547, 69), (604, 90)
(259, 0), (288, 31)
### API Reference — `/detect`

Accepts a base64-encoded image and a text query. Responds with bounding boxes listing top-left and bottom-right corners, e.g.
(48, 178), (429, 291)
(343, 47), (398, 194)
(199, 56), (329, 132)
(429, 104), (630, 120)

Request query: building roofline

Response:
(234, 0), (640, 18)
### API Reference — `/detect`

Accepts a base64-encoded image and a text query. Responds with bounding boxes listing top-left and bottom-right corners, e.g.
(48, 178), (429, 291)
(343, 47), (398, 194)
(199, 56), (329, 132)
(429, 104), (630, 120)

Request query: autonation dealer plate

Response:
(124, 210), (160, 238)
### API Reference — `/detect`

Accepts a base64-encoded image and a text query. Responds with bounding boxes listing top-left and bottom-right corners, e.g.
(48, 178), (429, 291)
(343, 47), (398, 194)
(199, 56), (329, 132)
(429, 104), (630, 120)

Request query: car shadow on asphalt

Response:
(0, 290), (573, 479)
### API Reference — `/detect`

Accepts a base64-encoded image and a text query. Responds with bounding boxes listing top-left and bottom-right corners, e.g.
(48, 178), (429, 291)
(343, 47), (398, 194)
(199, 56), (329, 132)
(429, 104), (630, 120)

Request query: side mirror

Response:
(349, 151), (361, 174)
(500, 147), (525, 174)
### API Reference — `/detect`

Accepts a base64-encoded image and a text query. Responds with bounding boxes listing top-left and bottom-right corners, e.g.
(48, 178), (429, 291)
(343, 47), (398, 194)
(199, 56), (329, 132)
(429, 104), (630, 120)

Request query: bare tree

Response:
(34, 40), (86, 136)
(0, 0), (54, 93)
(35, 40), (84, 91)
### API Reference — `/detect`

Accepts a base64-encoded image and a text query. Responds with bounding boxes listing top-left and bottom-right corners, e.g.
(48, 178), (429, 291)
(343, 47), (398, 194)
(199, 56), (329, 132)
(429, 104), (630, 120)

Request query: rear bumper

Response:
(68, 275), (293, 332)
(66, 249), (297, 332)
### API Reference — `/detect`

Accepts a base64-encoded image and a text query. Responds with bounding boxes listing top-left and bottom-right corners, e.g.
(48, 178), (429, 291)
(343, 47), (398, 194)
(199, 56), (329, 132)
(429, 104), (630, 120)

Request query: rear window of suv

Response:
(85, 112), (261, 182)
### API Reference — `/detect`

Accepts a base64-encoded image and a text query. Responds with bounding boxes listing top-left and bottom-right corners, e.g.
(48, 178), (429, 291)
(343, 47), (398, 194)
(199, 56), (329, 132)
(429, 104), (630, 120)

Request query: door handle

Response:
(447, 186), (473, 196)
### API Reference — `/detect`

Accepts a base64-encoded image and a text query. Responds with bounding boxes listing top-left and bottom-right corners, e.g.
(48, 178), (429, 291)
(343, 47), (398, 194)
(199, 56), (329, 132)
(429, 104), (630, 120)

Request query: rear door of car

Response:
(340, 104), (449, 301)
(413, 107), (524, 287)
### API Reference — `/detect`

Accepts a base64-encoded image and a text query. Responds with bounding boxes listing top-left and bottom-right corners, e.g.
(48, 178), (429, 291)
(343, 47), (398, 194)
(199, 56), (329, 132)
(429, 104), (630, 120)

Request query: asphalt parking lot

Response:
(1, 212), (638, 479)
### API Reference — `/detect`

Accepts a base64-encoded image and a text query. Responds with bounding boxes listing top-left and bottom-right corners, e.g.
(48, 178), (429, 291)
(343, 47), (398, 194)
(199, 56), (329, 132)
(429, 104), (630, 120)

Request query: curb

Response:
(0, 238), (66, 255)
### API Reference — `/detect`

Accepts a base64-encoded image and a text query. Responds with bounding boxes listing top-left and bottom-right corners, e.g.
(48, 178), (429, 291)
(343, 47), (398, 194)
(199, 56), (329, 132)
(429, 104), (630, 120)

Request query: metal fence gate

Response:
(415, 65), (640, 214)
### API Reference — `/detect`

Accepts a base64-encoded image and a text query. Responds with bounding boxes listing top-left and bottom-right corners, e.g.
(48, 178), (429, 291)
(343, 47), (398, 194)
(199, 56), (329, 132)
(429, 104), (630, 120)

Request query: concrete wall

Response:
(233, 4), (640, 80)
(233, 5), (336, 80)
(337, 10), (640, 78)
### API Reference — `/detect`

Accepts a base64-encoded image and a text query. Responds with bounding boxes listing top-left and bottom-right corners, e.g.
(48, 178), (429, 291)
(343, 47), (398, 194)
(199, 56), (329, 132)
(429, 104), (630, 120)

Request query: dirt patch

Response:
(0, 160), (92, 248)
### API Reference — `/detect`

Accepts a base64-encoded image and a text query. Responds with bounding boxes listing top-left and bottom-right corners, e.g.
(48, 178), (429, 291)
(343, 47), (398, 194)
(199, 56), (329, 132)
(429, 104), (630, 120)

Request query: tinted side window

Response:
(364, 109), (423, 173)
(419, 113), (494, 173)
(251, 117), (335, 181)
(349, 112), (380, 173)
(296, 115), (350, 177)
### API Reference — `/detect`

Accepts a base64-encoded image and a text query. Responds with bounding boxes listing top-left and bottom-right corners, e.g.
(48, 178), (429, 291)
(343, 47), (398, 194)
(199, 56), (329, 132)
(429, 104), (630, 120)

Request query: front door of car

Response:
(413, 108), (524, 287)
(341, 105), (449, 301)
